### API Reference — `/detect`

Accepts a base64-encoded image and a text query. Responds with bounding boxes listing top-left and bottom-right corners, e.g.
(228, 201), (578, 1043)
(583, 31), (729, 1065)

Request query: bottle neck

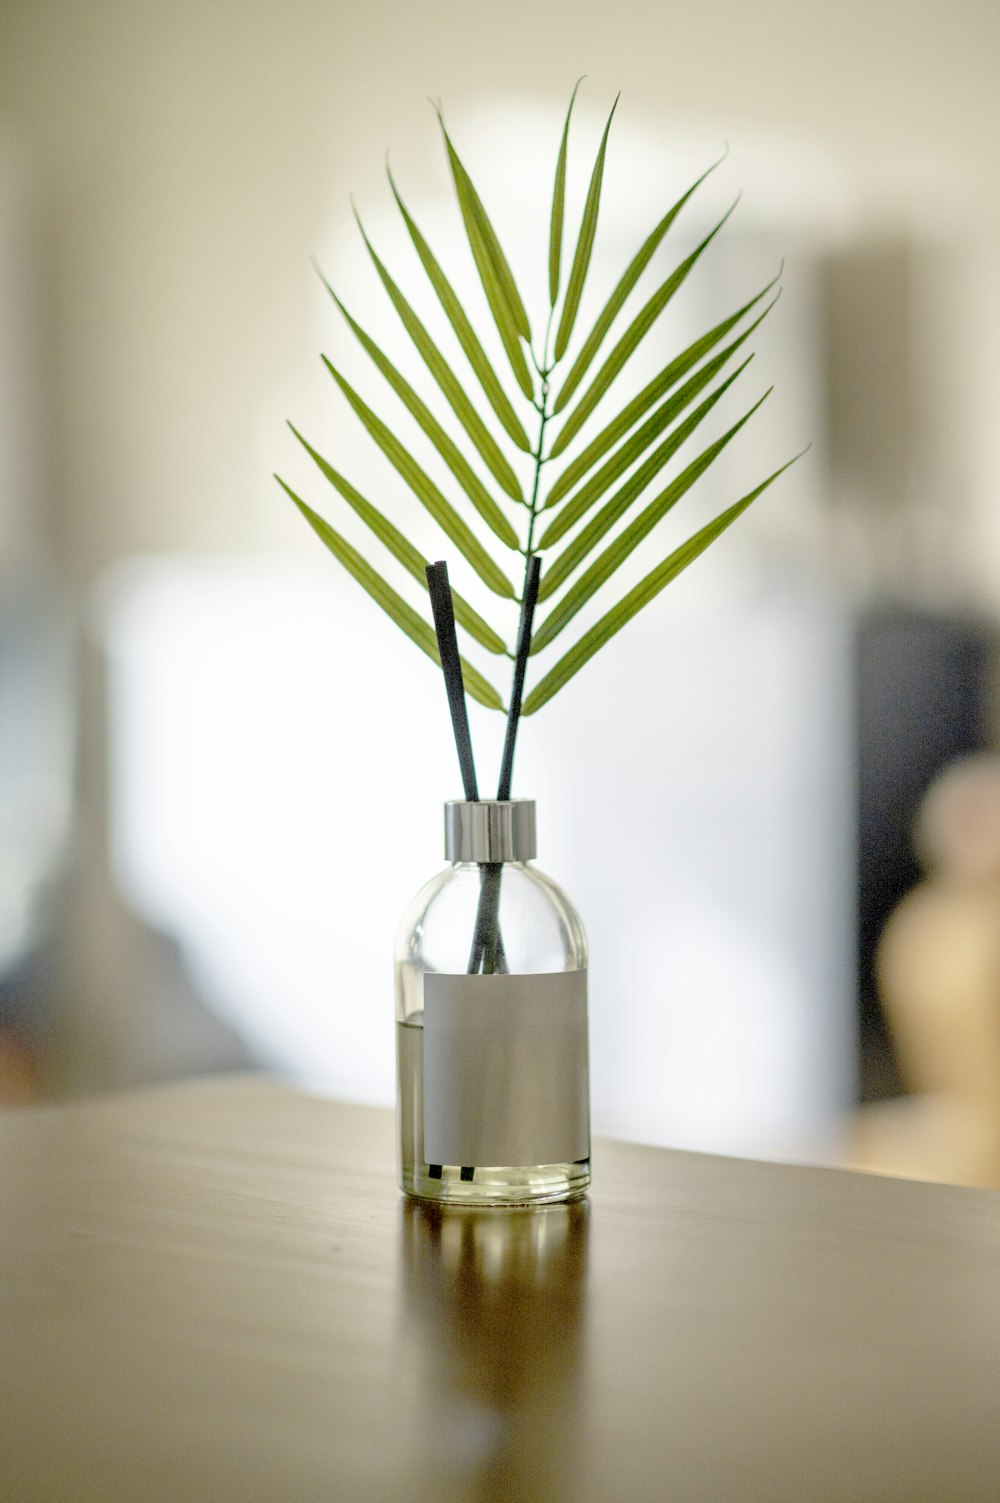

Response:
(444, 800), (536, 863)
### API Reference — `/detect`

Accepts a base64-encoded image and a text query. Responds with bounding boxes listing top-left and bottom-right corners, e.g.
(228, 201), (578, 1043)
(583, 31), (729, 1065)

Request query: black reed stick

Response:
(467, 861), (508, 976)
(497, 553), (542, 801)
(425, 561), (478, 802)
(464, 555), (542, 974)
(425, 559), (479, 1182)
(425, 556), (506, 973)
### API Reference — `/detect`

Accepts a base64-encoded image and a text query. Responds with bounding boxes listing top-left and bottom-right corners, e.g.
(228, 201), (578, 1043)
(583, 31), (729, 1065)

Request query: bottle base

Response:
(400, 1161), (590, 1207)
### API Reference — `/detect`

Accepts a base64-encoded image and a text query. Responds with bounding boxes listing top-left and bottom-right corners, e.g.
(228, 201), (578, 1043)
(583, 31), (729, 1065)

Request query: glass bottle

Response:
(395, 799), (589, 1205)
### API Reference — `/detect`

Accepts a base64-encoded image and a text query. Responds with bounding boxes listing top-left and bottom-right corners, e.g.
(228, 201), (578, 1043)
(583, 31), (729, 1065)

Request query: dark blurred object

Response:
(0, 581), (74, 1100)
(825, 238), (912, 513)
(855, 610), (994, 1101)
(821, 234), (967, 603)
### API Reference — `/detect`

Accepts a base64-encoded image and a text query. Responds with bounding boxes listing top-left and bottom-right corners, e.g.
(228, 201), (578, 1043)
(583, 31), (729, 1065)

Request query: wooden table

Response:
(3, 1077), (1000, 1502)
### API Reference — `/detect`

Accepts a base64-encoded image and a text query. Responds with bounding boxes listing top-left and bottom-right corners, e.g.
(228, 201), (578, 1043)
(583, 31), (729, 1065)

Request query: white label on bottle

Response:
(423, 970), (589, 1167)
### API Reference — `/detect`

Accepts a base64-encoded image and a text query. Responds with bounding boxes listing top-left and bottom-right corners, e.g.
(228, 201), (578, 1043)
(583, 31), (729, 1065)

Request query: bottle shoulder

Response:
(399, 860), (583, 918)
(394, 861), (587, 973)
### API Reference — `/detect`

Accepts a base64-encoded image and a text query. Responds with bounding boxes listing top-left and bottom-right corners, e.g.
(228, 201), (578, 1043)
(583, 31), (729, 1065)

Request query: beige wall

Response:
(1, 0), (998, 586)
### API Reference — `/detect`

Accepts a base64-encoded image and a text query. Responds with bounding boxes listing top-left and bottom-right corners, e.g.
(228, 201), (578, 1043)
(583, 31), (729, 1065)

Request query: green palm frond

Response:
(536, 356), (756, 599)
(521, 457), (802, 715)
(548, 198), (739, 458)
(551, 151), (725, 414)
(316, 274), (520, 546)
(345, 218), (526, 499)
(287, 425), (506, 656)
(553, 94), (619, 360)
(322, 359), (516, 599)
(277, 480), (504, 711)
(541, 290), (778, 514)
(437, 108), (534, 397)
(548, 78), (583, 307)
(281, 86), (802, 719)
(531, 389), (773, 652)
(387, 165), (532, 452)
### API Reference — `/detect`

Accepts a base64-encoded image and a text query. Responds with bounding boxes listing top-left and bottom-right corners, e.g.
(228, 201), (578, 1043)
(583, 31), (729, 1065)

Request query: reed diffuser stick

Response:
(497, 553), (542, 802)
(425, 559), (482, 1182)
(467, 554), (543, 976)
(425, 561), (478, 802)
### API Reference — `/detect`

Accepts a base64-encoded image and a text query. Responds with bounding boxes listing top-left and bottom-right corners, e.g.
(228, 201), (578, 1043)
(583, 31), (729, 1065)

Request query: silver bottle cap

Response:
(444, 800), (537, 863)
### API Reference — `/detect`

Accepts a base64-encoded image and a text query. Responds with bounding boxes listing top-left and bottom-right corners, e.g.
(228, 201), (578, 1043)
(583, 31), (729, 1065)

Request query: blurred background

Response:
(2, 0), (1000, 1185)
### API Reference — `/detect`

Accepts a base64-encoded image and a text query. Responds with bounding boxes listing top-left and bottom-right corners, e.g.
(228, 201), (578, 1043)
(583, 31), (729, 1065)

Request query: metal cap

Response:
(444, 800), (537, 863)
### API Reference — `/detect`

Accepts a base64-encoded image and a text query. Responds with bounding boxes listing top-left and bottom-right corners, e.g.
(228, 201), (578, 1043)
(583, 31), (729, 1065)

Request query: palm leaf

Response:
(438, 115), (534, 398)
(318, 275), (520, 549)
(542, 281), (780, 502)
(388, 166), (532, 453)
(325, 360), (515, 599)
(278, 479), (504, 711)
(288, 99), (795, 729)
(347, 223), (525, 501)
(288, 424), (507, 656)
(553, 94), (619, 360)
(537, 358), (753, 599)
(553, 155), (723, 414)
(550, 200), (739, 459)
(532, 389), (771, 651)
(522, 458), (801, 715)
(539, 349), (755, 556)
(548, 79), (583, 306)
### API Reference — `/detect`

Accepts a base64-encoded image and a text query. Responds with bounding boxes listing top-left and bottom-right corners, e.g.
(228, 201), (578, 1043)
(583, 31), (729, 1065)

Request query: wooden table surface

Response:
(3, 1077), (1000, 1502)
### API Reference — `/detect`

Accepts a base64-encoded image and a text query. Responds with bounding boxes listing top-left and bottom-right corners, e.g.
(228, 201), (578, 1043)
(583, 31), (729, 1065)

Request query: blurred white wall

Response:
(99, 554), (855, 1159)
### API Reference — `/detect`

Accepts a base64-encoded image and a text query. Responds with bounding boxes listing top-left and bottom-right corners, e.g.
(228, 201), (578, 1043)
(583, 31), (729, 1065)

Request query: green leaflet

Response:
(553, 155), (723, 414)
(326, 360), (515, 600)
(287, 424), (506, 656)
(536, 358), (753, 599)
(318, 276), (519, 548)
(549, 200), (739, 459)
(542, 281), (780, 503)
(387, 167), (531, 452)
(539, 349), (755, 554)
(278, 479), (505, 712)
(553, 94), (619, 360)
(548, 79), (583, 307)
(532, 389), (771, 651)
(521, 457), (801, 715)
(439, 121), (531, 339)
(347, 222), (524, 501)
(439, 117), (534, 399)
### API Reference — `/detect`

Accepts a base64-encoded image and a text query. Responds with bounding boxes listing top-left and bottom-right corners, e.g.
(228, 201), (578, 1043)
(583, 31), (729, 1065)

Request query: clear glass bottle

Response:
(395, 799), (589, 1205)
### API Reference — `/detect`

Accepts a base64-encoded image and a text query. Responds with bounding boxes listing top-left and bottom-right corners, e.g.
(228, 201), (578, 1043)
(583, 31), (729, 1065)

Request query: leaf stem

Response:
(525, 394), (549, 558)
(492, 375), (551, 798)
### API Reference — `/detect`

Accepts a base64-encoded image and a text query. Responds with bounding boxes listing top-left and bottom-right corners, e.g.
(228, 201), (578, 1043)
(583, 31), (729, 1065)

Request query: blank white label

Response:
(423, 970), (589, 1167)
